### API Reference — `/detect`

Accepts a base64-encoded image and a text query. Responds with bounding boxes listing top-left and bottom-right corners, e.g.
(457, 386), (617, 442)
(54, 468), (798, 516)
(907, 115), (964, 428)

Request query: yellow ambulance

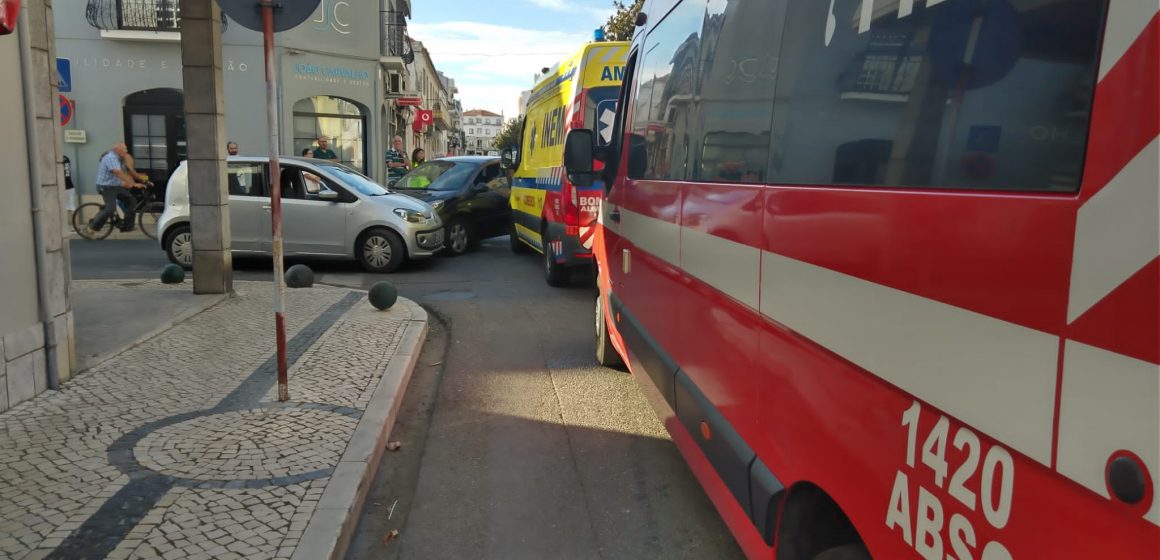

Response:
(506, 40), (628, 286)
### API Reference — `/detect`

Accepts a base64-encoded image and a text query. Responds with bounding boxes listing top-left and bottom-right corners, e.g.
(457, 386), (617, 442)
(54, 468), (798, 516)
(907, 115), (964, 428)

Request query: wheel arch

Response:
(353, 224), (410, 259)
(772, 481), (868, 560)
(161, 220), (190, 248)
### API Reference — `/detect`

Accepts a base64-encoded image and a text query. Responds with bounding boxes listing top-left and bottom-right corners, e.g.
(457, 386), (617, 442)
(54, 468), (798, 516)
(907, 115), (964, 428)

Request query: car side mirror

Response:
(318, 190), (339, 201)
(563, 129), (595, 188)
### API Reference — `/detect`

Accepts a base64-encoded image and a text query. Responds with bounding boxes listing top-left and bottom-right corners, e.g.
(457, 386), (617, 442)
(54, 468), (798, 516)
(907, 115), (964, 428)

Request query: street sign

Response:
(63, 130), (87, 144)
(59, 94), (74, 126)
(56, 58), (72, 93)
(216, 0), (321, 33)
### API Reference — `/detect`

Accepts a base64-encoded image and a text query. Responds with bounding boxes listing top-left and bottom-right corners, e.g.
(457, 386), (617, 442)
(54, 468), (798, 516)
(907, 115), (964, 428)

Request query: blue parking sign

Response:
(56, 58), (72, 93)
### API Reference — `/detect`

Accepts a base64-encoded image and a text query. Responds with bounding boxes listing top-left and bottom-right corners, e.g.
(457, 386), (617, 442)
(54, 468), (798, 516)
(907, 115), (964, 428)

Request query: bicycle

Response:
(72, 183), (164, 241)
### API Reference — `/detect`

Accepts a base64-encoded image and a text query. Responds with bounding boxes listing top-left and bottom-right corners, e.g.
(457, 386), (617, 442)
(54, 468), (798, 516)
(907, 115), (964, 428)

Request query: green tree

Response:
(602, 0), (644, 42)
(492, 117), (524, 150)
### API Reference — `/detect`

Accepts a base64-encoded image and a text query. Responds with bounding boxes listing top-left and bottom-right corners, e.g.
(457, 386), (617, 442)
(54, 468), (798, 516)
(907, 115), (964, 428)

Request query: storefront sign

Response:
(396, 96), (422, 106)
(75, 56), (251, 73)
(292, 63), (371, 87)
(64, 130), (87, 144)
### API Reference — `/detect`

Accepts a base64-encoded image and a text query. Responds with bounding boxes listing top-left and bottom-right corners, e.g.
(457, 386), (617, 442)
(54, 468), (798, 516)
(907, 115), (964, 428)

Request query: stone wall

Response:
(1, 0), (76, 413)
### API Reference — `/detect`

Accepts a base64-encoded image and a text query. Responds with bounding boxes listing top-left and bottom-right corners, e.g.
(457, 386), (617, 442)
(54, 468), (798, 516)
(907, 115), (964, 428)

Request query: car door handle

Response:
(608, 209), (621, 223)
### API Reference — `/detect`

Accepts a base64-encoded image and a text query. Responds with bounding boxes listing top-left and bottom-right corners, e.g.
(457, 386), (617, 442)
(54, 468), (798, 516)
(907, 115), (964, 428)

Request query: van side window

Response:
(769, 0), (1104, 192)
(692, 0), (786, 184)
(628, 3), (704, 183)
(227, 163), (266, 197)
(627, 41), (659, 180)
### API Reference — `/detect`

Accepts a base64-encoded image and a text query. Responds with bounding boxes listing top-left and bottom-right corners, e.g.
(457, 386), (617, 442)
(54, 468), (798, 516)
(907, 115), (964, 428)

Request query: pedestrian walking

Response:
(312, 137), (339, 161)
(90, 142), (142, 232)
(385, 135), (410, 184)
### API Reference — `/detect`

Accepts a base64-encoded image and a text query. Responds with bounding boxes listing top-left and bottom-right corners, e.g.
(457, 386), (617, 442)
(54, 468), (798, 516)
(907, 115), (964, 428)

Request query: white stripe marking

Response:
(681, 228), (760, 310)
(1057, 340), (1159, 524)
(1098, 2), (1158, 79)
(760, 252), (1059, 465)
(619, 207), (680, 267)
(1068, 137), (1159, 322)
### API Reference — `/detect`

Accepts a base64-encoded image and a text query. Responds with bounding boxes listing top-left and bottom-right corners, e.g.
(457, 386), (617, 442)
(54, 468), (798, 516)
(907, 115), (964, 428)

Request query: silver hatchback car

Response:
(158, 157), (444, 273)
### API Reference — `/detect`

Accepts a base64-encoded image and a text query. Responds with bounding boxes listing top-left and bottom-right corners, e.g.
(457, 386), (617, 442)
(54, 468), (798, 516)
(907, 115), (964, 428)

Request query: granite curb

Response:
(292, 298), (428, 560)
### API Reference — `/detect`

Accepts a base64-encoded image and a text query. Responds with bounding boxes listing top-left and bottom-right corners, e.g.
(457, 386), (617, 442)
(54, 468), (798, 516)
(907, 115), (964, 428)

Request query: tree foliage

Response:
(492, 117), (524, 150)
(602, 0), (644, 42)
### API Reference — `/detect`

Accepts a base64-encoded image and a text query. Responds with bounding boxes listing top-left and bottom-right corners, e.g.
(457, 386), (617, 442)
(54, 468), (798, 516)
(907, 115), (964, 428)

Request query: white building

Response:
(518, 90), (531, 117)
(463, 109), (503, 155)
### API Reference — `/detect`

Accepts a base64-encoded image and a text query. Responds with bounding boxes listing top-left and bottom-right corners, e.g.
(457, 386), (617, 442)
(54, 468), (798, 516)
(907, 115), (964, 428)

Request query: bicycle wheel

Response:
(138, 201), (164, 240)
(72, 203), (114, 240)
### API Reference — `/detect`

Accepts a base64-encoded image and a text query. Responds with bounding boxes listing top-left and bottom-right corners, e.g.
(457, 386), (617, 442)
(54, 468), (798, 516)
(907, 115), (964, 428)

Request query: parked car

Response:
(158, 156), (444, 273)
(392, 156), (512, 255)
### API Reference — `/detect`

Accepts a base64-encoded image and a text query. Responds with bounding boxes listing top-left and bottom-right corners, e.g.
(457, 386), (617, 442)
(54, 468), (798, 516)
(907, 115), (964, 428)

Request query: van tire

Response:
(812, 544), (871, 560)
(596, 292), (623, 368)
(357, 228), (406, 273)
(543, 225), (568, 287)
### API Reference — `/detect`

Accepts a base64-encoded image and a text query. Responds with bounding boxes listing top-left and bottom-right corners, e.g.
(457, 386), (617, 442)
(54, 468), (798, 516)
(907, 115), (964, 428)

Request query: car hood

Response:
(366, 192), (436, 213)
(393, 189), (457, 204)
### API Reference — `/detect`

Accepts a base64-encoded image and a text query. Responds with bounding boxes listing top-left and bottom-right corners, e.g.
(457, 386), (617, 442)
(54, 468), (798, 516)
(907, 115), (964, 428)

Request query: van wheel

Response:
(543, 225), (568, 287)
(164, 224), (194, 269)
(357, 228), (405, 273)
(812, 544), (871, 560)
(596, 292), (623, 368)
(510, 220), (529, 254)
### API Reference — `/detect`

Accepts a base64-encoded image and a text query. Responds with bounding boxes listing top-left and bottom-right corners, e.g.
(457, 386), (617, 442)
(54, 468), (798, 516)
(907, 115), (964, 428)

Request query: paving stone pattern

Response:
(0, 281), (413, 560)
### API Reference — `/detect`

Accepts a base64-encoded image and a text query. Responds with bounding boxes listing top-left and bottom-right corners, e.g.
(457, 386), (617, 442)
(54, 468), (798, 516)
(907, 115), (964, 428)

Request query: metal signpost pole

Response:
(261, 1), (289, 402)
(216, 0), (318, 402)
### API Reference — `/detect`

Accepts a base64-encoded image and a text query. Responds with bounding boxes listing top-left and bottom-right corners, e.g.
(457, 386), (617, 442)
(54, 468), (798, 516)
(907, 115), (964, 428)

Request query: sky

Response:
(410, 0), (616, 119)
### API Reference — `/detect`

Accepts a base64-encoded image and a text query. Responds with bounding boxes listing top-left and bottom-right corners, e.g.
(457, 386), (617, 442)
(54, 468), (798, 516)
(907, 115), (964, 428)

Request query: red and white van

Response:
(563, 0), (1159, 558)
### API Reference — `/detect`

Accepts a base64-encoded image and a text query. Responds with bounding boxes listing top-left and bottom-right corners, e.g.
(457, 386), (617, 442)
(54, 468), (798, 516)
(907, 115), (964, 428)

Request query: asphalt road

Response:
(69, 237), (744, 559)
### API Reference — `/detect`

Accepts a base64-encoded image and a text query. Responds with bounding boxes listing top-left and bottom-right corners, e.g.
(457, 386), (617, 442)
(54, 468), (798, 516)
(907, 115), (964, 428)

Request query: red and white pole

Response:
(261, 1), (289, 402)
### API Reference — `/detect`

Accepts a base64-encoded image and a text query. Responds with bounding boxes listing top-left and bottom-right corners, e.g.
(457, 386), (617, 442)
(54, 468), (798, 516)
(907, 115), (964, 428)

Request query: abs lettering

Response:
(885, 471), (913, 546)
(915, 487), (944, 560)
(949, 513), (976, 560)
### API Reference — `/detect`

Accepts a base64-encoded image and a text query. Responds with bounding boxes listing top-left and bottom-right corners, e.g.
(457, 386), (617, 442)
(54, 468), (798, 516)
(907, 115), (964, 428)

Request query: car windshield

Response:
(394, 161), (478, 191)
(311, 162), (388, 196)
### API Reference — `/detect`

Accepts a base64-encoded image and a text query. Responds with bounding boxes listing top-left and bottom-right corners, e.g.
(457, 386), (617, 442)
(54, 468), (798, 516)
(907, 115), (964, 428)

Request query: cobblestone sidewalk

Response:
(0, 281), (426, 560)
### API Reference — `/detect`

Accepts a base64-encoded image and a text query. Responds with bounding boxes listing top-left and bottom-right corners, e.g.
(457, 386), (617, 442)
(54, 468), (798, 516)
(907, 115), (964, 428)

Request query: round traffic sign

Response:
(216, 0), (321, 33)
(59, 94), (73, 127)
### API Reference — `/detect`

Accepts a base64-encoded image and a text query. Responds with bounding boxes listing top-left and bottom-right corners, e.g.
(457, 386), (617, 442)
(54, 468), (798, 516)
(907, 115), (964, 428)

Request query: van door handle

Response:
(608, 209), (621, 223)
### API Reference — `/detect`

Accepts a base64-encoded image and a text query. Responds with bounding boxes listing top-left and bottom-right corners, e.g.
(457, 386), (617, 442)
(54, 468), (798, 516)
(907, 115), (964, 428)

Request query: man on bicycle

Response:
(90, 142), (143, 232)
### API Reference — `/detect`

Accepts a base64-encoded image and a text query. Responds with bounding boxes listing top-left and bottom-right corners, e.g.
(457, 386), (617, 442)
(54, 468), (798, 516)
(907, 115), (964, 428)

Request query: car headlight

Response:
(431, 200), (445, 211)
(393, 208), (433, 223)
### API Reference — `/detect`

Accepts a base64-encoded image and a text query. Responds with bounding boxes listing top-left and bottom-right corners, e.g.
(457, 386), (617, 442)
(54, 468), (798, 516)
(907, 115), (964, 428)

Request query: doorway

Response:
(123, 88), (186, 188)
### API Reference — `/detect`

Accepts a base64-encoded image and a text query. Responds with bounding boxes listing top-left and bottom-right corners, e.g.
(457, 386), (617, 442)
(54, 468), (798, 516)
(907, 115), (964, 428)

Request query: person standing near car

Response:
(90, 142), (141, 232)
(312, 136), (339, 162)
(411, 148), (426, 167)
(385, 135), (410, 185)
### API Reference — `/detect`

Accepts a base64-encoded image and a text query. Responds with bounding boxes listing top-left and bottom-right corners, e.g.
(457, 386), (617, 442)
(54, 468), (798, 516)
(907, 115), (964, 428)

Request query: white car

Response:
(158, 156), (444, 273)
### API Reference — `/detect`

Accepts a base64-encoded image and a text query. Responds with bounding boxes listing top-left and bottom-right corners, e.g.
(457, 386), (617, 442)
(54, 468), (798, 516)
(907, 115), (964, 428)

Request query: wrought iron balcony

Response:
(381, 9), (413, 65)
(86, 0), (226, 32)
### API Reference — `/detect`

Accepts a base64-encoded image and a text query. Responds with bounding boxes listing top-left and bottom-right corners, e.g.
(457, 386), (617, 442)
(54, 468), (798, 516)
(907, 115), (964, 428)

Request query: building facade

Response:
(463, 109), (503, 155)
(2, 0), (76, 413)
(56, 0), (415, 190)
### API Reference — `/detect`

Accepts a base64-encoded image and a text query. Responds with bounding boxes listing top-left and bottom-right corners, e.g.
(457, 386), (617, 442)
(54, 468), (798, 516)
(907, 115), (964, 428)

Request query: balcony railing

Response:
(86, 0), (226, 32)
(381, 9), (412, 63)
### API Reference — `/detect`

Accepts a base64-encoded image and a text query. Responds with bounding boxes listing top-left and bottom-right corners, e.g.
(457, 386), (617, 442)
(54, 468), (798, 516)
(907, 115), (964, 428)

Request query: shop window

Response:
(293, 96), (368, 172)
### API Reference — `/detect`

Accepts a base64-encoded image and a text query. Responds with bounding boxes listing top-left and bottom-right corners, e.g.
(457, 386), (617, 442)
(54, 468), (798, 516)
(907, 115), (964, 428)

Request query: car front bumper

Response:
(408, 226), (445, 257)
